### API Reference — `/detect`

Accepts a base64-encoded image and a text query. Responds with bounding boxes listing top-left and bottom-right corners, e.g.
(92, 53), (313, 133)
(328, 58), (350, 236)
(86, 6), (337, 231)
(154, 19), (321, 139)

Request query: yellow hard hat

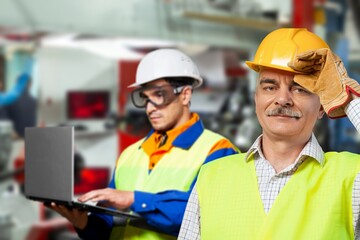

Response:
(246, 28), (329, 73)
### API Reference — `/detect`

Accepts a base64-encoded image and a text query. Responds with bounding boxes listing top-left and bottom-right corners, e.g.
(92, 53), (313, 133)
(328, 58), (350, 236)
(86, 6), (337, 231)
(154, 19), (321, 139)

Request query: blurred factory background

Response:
(0, 0), (359, 239)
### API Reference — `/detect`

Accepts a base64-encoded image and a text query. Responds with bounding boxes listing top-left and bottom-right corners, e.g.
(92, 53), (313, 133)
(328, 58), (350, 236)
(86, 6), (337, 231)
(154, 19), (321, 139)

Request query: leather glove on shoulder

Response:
(288, 48), (360, 118)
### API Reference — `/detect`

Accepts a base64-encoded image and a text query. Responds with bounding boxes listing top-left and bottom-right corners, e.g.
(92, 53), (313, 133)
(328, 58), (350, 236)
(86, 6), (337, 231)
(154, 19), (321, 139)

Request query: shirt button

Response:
(141, 203), (147, 208)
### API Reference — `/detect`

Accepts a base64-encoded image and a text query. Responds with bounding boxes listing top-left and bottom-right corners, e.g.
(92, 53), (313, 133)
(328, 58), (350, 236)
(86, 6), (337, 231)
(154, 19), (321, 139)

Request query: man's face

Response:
(255, 69), (324, 142)
(132, 79), (190, 132)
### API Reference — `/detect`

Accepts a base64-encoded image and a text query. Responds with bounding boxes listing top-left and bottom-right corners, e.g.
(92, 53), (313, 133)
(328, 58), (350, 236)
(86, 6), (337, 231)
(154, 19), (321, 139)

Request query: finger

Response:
(78, 190), (100, 202)
(88, 195), (108, 203)
(297, 49), (328, 61)
(300, 64), (322, 72)
(49, 203), (70, 217)
(79, 188), (114, 202)
(316, 48), (329, 57)
(47, 202), (65, 211)
(296, 51), (322, 61)
(288, 62), (314, 72)
(290, 59), (324, 72)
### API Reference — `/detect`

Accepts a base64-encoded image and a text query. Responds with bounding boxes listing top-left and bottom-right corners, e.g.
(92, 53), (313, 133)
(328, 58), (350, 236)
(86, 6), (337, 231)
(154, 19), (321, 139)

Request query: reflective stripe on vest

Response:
(197, 152), (360, 240)
(111, 129), (225, 240)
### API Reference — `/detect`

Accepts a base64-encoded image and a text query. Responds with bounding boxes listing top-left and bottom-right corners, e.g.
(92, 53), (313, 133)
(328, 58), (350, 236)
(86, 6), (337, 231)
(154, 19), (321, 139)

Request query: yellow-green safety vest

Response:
(111, 129), (226, 240)
(197, 152), (360, 240)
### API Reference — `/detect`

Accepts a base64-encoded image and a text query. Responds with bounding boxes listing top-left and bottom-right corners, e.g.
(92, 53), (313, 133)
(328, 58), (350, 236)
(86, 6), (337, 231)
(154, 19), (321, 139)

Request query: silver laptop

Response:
(24, 126), (141, 220)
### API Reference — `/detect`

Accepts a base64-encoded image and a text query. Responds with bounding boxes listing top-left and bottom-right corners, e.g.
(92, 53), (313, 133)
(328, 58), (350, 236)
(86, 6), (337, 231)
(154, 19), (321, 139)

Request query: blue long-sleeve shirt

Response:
(0, 73), (30, 106)
(77, 117), (238, 239)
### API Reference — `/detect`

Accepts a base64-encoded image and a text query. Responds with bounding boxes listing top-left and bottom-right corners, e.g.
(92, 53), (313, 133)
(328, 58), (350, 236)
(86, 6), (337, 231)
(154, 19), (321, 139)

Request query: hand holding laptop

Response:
(47, 189), (135, 230)
(47, 202), (89, 230)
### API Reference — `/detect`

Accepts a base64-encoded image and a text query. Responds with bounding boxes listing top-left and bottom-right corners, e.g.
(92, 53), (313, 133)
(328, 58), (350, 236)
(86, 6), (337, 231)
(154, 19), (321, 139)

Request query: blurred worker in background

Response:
(0, 54), (35, 134)
(0, 52), (36, 175)
(5, 76), (37, 138)
(0, 70), (32, 174)
(49, 48), (238, 239)
(179, 28), (360, 239)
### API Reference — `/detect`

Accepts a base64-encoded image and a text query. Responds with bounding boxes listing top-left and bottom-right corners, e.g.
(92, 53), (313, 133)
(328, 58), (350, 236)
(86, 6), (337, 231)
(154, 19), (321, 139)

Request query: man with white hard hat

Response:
(50, 48), (238, 239)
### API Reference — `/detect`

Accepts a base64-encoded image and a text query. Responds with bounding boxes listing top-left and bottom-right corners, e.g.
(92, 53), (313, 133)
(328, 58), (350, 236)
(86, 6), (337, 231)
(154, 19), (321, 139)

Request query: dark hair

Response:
(165, 77), (195, 87)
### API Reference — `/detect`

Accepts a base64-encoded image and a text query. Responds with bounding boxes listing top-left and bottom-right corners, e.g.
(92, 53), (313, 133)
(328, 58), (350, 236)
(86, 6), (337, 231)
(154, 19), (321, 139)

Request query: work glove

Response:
(288, 48), (360, 118)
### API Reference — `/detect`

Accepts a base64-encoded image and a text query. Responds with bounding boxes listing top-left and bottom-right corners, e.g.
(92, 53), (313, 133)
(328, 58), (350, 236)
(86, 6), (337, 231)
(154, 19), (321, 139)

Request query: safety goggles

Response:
(130, 84), (186, 108)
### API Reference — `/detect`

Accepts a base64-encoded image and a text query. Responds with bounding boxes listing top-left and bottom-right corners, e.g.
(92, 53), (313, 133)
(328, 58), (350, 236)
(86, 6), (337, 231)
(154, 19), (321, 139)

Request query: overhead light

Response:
(177, 43), (210, 56)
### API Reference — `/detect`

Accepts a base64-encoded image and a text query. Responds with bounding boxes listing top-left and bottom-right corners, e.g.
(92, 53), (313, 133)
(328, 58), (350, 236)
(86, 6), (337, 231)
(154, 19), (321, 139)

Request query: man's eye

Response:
(263, 86), (275, 91)
(139, 92), (148, 99)
(293, 87), (309, 94)
(154, 90), (165, 97)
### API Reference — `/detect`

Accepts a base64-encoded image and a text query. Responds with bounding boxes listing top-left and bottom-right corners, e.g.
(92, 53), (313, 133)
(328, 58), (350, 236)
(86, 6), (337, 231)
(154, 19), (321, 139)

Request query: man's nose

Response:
(145, 100), (157, 112)
(275, 89), (293, 107)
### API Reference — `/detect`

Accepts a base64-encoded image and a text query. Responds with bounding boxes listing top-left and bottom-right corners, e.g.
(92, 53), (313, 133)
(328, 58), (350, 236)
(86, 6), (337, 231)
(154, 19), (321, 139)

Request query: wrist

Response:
(72, 215), (88, 230)
(350, 93), (360, 100)
(126, 191), (135, 207)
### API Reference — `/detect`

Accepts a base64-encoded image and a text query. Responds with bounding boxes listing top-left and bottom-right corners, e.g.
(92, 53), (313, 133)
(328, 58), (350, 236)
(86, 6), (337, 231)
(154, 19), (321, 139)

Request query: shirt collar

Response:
(141, 113), (204, 150)
(245, 133), (325, 166)
(172, 117), (204, 149)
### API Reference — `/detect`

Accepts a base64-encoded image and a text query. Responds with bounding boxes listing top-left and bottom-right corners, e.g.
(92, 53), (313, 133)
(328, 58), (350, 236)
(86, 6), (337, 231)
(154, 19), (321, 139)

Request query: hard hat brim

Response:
(128, 76), (203, 89)
(245, 61), (303, 74)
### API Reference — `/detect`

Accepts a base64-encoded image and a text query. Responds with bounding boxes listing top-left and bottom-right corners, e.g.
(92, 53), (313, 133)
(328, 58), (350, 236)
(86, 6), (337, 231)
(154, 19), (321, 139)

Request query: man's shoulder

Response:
(324, 151), (360, 173)
(203, 152), (246, 168)
(325, 151), (360, 161)
(202, 128), (228, 139)
(121, 137), (146, 153)
(201, 129), (239, 150)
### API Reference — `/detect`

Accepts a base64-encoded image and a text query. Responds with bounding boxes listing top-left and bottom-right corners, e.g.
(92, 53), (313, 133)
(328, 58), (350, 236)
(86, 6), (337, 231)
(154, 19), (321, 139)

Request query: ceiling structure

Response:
(0, 0), (358, 69)
(0, 0), (282, 51)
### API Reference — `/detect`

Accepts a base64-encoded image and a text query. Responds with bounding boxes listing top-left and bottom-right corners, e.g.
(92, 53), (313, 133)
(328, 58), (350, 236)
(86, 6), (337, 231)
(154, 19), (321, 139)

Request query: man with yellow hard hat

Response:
(179, 28), (360, 239)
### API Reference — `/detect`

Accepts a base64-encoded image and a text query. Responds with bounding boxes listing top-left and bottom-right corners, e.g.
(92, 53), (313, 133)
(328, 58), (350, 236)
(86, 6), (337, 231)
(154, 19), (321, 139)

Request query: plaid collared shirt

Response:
(179, 98), (360, 240)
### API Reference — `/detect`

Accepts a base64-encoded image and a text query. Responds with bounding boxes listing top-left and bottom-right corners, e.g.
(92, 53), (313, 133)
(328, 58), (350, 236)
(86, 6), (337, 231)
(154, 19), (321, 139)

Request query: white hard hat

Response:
(128, 48), (203, 88)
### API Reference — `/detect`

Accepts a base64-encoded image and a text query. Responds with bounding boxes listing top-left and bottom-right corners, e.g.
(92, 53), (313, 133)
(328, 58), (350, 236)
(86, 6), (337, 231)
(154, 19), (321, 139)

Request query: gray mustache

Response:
(266, 107), (302, 119)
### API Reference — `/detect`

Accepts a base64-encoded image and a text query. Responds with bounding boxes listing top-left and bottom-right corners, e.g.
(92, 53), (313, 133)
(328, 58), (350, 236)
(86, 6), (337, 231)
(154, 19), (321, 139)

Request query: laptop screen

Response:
(25, 126), (74, 202)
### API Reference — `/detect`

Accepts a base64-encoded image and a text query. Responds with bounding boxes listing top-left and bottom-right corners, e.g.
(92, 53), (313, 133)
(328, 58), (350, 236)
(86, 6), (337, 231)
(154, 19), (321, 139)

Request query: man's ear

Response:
(182, 86), (192, 105)
(318, 106), (325, 119)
